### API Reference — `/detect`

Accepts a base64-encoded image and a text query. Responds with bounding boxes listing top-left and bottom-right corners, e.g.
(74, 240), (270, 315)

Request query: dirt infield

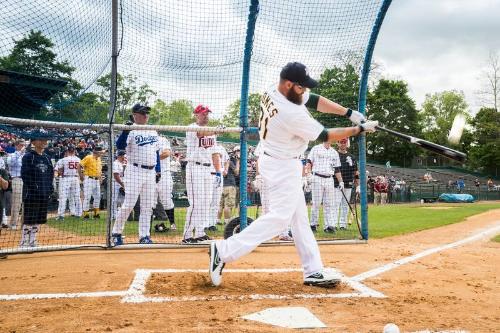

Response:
(0, 209), (499, 332)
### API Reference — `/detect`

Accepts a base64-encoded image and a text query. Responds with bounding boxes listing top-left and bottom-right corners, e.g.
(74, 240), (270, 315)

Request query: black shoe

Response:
(310, 225), (317, 232)
(181, 238), (198, 244)
(323, 226), (335, 233)
(195, 235), (212, 242)
(339, 226), (346, 231)
(207, 225), (218, 232)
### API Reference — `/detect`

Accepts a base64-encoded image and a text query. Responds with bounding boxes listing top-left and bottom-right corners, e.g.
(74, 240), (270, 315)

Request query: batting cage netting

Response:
(0, 0), (390, 254)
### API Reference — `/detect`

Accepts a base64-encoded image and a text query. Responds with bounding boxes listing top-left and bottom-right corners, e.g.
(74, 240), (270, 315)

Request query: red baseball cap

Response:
(338, 137), (349, 144)
(194, 105), (212, 114)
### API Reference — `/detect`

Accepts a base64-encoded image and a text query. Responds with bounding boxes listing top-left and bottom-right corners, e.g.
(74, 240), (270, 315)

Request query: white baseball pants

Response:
(333, 187), (352, 228)
(209, 175), (223, 227)
(82, 177), (101, 211)
(184, 163), (212, 239)
(112, 165), (156, 238)
(216, 154), (323, 278)
(111, 184), (125, 220)
(58, 177), (82, 217)
(310, 175), (335, 228)
(157, 171), (174, 211)
(10, 177), (23, 227)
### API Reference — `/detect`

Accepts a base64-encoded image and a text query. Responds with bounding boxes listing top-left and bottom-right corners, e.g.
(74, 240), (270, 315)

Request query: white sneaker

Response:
(304, 271), (341, 287)
(209, 242), (225, 286)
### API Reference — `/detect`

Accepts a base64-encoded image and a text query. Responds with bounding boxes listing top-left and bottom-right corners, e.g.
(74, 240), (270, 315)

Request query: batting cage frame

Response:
(0, 0), (393, 255)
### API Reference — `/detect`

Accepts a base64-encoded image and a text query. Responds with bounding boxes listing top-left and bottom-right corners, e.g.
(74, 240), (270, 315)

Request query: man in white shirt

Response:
(183, 105), (222, 244)
(308, 141), (342, 233)
(7, 139), (26, 229)
(55, 145), (82, 220)
(112, 104), (161, 245)
(154, 136), (177, 232)
(111, 150), (126, 220)
(209, 62), (378, 287)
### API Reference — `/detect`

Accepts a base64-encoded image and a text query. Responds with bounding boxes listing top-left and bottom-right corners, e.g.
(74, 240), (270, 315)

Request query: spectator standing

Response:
(457, 177), (465, 193)
(7, 139), (26, 229)
(0, 166), (11, 230)
(487, 178), (494, 191)
(80, 146), (104, 219)
(374, 176), (388, 205)
(20, 133), (54, 247)
(219, 146), (240, 225)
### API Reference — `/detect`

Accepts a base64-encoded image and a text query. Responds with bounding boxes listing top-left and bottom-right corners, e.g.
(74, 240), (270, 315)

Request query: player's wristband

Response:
(345, 108), (353, 118)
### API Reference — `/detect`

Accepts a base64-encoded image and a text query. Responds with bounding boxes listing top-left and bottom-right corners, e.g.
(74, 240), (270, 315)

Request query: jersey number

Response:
(258, 107), (269, 140)
(68, 161), (79, 169)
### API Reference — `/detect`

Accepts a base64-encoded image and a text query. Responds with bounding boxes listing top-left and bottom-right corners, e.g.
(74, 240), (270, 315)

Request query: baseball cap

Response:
(194, 104), (212, 114)
(132, 103), (151, 114)
(28, 129), (51, 141)
(116, 149), (126, 157)
(338, 137), (349, 144)
(280, 62), (318, 88)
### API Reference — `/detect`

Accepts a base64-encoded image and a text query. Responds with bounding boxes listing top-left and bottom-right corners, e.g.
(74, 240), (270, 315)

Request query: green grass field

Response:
(492, 234), (500, 243)
(47, 202), (500, 240)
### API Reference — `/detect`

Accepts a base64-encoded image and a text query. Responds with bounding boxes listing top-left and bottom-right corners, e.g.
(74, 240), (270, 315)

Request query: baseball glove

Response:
(119, 187), (125, 196)
(156, 173), (161, 183)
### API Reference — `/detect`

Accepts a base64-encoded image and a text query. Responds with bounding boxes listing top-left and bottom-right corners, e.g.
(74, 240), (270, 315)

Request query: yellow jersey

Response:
(80, 154), (102, 177)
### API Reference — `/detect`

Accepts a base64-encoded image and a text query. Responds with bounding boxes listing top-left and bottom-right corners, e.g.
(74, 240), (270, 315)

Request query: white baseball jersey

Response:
(185, 123), (216, 163)
(209, 145), (229, 173)
(57, 156), (81, 177)
(125, 130), (161, 166)
(308, 144), (340, 175)
(158, 136), (171, 173)
(258, 90), (323, 159)
(112, 160), (125, 180)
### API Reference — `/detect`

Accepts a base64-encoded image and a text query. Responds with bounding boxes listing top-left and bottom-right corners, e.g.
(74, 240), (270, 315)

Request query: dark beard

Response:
(286, 88), (302, 105)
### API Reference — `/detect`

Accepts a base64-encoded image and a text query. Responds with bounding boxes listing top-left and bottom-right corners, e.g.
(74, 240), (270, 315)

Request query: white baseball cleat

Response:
(209, 242), (225, 286)
(304, 271), (341, 288)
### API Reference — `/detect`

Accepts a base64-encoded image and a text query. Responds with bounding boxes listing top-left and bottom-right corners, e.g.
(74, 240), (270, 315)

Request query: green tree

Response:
(97, 73), (157, 122)
(367, 79), (421, 166)
(420, 90), (470, 145)
(149, 99), (194, 126)
(222, 93), (262, 127)
(310, 64), (360, 129)
(467, 108), (500, 177)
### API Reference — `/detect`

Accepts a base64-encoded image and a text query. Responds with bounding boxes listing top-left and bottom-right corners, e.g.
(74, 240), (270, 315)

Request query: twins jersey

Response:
(308, 144), (340, 175)
(57, 156), (81, 177)
(158, 136), (171, 173)
(186, 123), (216, 164)
(125, 130), (161, 166)
(258, 89), (323, 159)
(209, 145), (229, 173)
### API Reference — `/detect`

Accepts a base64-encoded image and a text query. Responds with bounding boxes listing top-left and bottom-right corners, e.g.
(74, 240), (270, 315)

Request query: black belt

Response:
(263, 151), (300, 159)
(210, 172), (221, 175)
(87, 176), (99, 180)
(133, 163), (155, 170)
(313, 172), (332, 178)
(194, 162), (211, 167)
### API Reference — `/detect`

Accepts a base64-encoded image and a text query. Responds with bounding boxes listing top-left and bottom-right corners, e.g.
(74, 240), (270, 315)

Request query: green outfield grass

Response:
(492, 234), (500, 243)
(46, 202), (500, 240)
(367, 202), (500, 238)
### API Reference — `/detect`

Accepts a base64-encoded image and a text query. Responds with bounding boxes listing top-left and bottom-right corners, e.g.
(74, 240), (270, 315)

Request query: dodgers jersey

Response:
(185, 123), (216, 164)
(258, 89), (323, 159)
(57, 156), (81, 177)
(159, 136), (171, 173)
(125, 130), (160, 166)
(308, 144), (340, 175)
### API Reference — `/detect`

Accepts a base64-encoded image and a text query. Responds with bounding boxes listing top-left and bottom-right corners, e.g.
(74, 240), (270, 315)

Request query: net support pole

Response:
(239, 0), (259, 230)
(358, 0), (392, 240)
(106, 0), (119, 247)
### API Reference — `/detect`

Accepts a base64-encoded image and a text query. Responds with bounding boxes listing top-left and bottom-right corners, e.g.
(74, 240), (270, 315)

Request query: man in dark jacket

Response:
(20, 131), (54, 247)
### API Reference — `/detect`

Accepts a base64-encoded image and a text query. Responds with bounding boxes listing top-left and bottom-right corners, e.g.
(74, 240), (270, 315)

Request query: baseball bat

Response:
(375, 125), (467, 163)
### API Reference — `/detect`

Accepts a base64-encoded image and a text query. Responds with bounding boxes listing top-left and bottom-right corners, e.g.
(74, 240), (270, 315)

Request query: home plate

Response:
(241, 306), (326, 329)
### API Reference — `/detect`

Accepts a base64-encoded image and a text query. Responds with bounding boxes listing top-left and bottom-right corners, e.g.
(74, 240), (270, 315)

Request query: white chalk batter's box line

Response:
(121, 268), (385, 303)
(0, 222), (498, 303)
